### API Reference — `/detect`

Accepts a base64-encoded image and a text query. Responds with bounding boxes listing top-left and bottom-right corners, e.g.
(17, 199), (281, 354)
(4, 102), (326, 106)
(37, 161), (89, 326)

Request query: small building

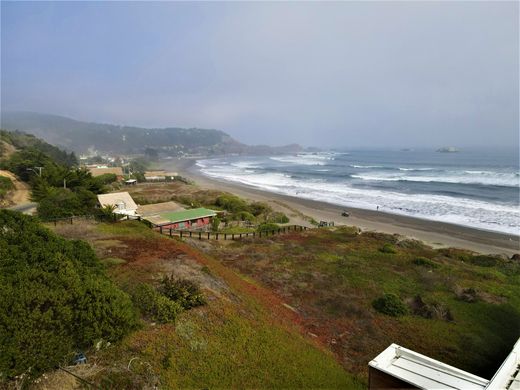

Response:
(88, 166), (124, 180)
(97, 192), (138, 216)
(369, 338), (520, 389)
(145, 207), (217, 230)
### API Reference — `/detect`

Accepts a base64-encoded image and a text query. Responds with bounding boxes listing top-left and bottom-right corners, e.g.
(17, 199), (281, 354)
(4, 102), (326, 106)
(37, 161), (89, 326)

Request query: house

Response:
(369, 338), (520, 389)
(97, 192), (138, 216)
(88, 166), (124, 180)
(144, 207), (217, 230)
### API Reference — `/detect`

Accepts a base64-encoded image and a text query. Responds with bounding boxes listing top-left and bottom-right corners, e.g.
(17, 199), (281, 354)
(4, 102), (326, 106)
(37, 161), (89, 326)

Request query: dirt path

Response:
(0, 170), (31, 206)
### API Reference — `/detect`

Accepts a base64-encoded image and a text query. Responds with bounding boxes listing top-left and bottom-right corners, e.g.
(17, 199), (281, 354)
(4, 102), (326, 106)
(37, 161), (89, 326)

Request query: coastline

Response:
(163, 157), (519, 256)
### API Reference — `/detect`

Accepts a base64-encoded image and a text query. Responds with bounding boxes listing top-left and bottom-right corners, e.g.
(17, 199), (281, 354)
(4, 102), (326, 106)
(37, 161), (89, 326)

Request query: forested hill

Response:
(0, 129), (77, 166)
(0, 111), (246, 155)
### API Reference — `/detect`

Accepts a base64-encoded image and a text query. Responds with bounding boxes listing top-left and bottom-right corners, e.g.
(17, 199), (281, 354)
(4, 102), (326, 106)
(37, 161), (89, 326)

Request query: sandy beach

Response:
(162, 158), (519, 256)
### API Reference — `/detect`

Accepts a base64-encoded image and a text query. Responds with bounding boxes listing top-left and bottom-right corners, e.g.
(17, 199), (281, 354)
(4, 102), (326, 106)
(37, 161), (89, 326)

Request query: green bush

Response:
(211, 216), (221, 232)
(215, 194), (249, 213)
(0, 176), (14, 199)
(470, 255), (499, 267)
(159, 276), (206, 310)
(257, 223), (280, 233)
(0, 210), (137, 381)
(379, 243), (397, 254)
(37, 187), (97, 219)
(267, 212), (290, 224)
(372, 293), (409, 317)
(94, 173), (118, 185)
(412, 257), (438, 268)
(233, 211), (256, 222)
(132, 283), (184, 323)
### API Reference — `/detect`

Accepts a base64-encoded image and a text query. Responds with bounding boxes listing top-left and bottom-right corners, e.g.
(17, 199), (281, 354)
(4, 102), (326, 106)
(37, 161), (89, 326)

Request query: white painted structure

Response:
(97, 192), (138, 216)
(369, 338), (520, 389)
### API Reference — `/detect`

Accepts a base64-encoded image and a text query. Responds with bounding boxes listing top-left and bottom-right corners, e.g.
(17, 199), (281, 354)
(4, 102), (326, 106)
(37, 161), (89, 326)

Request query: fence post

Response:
(70, 217), (73, 225)
(160, 226), (163, 234)
(239, 233), (242, 239)
(169, 228), (172, 237)
(180, 231), (183, 239)
(207, 232), (210, 239)
(224, 233), (227, 240)
(190, 231), (192, 238)
(199, 232), (202, 240)
(232, 234), (235, 240)
(216, 233), (219, 241)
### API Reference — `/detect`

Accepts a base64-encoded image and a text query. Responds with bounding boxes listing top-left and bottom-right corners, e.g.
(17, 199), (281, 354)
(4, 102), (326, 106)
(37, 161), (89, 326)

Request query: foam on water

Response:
(197, 153), (520, 235)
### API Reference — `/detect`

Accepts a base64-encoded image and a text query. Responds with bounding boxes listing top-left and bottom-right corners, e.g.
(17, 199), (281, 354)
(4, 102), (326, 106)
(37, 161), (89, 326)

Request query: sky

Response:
(1, 1), (518, 149)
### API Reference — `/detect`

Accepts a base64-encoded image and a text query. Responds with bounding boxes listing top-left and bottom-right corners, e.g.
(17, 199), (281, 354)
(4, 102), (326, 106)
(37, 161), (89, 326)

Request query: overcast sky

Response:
(1, 1), (518, 149)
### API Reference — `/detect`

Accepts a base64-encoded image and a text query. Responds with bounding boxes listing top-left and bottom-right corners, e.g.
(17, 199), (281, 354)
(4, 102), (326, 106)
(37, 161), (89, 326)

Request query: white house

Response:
(97, 192), (138, 216)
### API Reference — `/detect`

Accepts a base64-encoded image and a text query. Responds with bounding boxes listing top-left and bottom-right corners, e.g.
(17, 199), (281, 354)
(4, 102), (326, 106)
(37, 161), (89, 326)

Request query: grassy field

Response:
(206, 226), (520, 380)
(39, 220), (361, 389)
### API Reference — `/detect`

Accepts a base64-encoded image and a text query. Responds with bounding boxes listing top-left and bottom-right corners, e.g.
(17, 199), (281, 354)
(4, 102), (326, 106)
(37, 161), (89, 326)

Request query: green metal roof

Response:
(159, 208), (217, 224)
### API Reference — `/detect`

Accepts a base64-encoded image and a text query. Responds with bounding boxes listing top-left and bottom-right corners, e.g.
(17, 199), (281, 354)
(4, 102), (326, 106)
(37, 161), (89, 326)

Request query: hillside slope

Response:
(1, 111), (304, 156)
(1, 111), (242, 155)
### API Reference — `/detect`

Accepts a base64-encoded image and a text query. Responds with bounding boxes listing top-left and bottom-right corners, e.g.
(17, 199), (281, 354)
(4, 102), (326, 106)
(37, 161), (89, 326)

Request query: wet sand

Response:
(162, 157), (520, 256)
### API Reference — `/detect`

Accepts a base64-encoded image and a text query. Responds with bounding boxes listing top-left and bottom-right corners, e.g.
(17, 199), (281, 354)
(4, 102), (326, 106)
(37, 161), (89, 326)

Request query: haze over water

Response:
(198, 149), (520, 235)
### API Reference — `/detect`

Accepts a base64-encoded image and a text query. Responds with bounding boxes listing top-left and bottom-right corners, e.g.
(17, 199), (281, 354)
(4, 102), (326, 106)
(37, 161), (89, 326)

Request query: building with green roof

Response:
(145, 207), (217, 230)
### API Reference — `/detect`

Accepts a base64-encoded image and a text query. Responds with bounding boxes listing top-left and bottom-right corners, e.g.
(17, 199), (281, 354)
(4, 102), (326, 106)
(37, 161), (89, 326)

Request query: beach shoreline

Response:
(162, 157), (519, 256)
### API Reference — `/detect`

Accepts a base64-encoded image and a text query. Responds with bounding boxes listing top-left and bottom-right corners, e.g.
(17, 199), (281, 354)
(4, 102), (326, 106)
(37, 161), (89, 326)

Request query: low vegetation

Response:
(0, 210), (137, 383)
(207, 226), (520, 380)
(31, 217), (359, 388)
(0, 175), (14, 201)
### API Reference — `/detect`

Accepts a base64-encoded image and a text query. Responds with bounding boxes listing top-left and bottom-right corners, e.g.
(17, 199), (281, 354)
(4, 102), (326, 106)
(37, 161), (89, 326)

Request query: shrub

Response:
(215, 194), (248, 213)
(0, 176), (14, 200)
(372, 293), (409, 316)
(257, 223), (280, 233)
(379, 243), (397, 254)
(234, 211), (256, 222)
(94, 173), (118, 185)
(131, 283), (183, 323)
(0, 210), (137, 381)
(268, 212), (290, 224)
(159, 276), (206, 310)
(211, 216), (221, 232)
(412, 257), (438, 268)
(470, 255), (499, 267)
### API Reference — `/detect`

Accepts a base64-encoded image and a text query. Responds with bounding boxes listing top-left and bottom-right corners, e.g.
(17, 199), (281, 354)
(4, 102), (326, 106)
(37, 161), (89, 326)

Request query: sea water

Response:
(196, 149), (519, 235)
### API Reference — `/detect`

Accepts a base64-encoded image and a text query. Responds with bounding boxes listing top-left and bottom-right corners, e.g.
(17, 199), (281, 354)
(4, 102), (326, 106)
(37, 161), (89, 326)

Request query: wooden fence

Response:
(157, 224), (308, 241)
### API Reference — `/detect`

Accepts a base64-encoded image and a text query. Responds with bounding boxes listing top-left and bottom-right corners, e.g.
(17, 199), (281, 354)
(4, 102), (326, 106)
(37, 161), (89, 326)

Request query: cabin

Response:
(369, 338), (520, 389)
(144, 207), (217, 230)
(97, 192), (138, 216)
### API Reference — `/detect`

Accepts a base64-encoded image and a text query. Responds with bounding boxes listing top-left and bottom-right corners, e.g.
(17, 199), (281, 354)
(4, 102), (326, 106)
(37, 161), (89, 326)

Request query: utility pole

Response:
(27, 166), (44, 177)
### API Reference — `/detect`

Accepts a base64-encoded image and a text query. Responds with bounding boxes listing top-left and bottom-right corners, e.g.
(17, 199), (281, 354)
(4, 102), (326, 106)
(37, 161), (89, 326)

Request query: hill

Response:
(0, 111), (303, 156)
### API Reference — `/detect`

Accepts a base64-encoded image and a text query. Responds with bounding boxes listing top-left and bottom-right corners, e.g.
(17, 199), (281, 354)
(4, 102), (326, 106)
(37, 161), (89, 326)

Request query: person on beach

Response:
(377, 206), (379, 211)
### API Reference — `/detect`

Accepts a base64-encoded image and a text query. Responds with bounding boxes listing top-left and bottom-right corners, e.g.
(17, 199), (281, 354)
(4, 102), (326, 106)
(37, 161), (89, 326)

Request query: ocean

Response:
(196, 149), (520, 235)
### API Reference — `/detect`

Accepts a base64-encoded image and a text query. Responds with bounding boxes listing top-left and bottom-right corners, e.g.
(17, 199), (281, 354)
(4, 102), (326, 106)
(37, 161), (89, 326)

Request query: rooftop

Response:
(369, 344), (489, 390)
(97, 192), (138, 213)
(146, 207), (216, 226)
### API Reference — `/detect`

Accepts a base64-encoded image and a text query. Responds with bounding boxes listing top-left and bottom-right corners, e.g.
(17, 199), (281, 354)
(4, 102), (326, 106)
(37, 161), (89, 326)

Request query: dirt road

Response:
(0, 170), (31, 206)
